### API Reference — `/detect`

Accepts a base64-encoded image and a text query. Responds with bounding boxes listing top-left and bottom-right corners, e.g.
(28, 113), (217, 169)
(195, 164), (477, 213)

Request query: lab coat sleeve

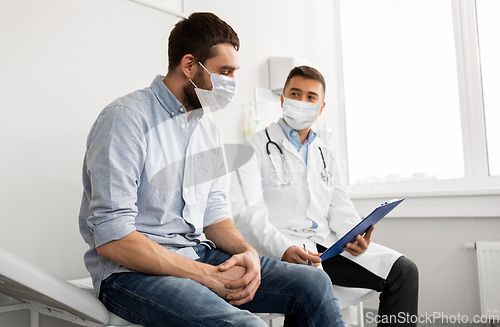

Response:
(230, 138), (295, 260)
(327, 153), (362, 241)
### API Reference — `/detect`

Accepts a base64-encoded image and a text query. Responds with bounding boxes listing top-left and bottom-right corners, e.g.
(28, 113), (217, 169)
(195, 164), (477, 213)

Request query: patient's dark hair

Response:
(168, 12), (240, 70)
(283, 66), (326, 96)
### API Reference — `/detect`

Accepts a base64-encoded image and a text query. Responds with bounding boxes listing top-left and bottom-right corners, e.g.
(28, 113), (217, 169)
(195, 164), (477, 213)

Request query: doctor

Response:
(231, 66), (418, 327)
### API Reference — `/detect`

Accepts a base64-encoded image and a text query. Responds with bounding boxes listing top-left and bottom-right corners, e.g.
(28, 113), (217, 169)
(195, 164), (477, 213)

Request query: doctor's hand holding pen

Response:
(281, 245), (322, 267)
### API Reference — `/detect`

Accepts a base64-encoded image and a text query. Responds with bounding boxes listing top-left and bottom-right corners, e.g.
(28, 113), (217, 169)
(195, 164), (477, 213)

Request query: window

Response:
(476, 0), (500, 177)
(340, 0), (464, 188)
(337, 0), (500, 199)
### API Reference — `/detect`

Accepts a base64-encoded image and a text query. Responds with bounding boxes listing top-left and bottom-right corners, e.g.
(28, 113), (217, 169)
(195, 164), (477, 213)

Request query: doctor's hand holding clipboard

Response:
(342, 224), (375, 256)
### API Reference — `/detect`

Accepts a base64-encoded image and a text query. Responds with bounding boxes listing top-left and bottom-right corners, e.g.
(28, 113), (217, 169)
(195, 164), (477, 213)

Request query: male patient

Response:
(231, 66), (418, 327)
(78, 13), (343, 327)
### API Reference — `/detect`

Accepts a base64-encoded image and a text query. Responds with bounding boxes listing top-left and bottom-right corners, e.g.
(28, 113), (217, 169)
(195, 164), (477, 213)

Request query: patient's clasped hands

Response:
(205, 249), (261, 306)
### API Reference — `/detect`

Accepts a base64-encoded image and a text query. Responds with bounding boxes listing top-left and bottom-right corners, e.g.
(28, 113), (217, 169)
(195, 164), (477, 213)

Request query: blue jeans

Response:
(99, 245), (344, 327)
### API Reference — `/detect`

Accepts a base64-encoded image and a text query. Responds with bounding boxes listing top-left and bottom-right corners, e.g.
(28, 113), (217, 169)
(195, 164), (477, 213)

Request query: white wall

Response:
(1, 0), (498, 326)
(0, 0), (175, 325)
(0, 0), (179, 273)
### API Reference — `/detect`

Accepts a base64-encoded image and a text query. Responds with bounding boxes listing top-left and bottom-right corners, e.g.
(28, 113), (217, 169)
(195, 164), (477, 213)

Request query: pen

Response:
(303, 244), (312, 265)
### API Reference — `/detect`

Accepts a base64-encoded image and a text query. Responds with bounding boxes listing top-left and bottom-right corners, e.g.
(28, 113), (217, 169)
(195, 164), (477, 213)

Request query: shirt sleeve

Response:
(201, 142), (231, 227)
(203, 174), (231, 227)
(84, 106), (146, 248)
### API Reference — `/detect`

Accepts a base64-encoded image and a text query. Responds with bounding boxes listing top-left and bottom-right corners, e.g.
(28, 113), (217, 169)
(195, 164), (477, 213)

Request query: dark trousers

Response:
(284, 245), (419, 327)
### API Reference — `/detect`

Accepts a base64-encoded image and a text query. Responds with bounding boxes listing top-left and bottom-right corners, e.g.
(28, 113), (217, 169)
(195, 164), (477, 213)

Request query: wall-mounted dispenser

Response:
(268, 57), (319, 95)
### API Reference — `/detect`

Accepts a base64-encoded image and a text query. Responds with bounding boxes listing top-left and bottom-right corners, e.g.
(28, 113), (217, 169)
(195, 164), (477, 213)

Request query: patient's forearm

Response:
(205, 218), (254, 255)
(96, 231), (212, 284)
(96, 231), (247, 299)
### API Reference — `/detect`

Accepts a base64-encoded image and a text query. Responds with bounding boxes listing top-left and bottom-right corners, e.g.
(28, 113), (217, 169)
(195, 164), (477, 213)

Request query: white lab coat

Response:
(230, 122), (402, 308)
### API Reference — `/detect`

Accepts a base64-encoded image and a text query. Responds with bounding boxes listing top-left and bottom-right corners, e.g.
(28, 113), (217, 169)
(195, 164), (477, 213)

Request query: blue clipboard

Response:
(319, 198), (405, 260)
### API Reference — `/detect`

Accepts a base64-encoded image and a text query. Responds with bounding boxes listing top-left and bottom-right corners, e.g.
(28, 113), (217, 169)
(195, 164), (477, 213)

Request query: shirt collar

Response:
(277, 118), (317, 148)
(150, 75), (190, 119)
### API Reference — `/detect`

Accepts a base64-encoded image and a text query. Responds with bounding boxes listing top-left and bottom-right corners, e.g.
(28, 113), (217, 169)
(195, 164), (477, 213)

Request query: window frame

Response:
(333, 0), (500, 217)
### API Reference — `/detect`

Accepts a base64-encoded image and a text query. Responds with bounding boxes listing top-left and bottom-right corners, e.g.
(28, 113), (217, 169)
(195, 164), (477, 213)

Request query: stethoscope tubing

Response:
(265, 128), (289, 185)
(264, 127), (329, 185)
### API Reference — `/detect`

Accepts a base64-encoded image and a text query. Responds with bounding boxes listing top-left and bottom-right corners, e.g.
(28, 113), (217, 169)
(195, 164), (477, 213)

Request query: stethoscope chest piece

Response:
(321, 169), (331, 183)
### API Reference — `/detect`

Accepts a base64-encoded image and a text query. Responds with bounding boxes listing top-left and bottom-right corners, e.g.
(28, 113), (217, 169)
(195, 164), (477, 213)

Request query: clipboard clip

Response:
(381, 198), (401, 206)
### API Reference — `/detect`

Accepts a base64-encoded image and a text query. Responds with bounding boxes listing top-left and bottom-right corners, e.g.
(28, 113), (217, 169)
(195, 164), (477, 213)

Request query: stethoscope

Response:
(265, 127), (331, 186)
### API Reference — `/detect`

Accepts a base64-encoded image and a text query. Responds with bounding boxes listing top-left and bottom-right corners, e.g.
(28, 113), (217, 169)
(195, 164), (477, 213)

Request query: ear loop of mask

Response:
(198, 61), (212, 75)
(189, 61), (211, 89)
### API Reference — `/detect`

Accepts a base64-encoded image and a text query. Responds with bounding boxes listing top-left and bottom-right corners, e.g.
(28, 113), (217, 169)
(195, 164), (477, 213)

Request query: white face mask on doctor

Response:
(282, 97), (322, 130)
(190, 61), (237, 112)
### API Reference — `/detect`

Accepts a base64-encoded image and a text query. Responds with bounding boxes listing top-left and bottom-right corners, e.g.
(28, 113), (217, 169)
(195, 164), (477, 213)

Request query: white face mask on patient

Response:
(282, 97), (322, 130)
(190, 62), (237, 112)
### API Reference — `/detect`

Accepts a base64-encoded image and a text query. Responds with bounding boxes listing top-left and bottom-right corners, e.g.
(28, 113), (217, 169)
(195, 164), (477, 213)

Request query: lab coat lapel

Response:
(281, 139), (305, 164)
(305, 137), (323, 176)
(267, 123), (305, 165)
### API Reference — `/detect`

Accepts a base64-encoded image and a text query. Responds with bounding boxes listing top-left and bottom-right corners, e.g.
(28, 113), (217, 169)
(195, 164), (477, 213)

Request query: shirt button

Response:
(171, 112), (175, 116)
(181, 124), (186, 129)
(292, 132), (297, 136)
(180, 107), (184, 112)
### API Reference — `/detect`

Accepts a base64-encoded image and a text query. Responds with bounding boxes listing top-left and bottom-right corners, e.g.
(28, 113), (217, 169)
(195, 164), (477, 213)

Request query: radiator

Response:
(476, 241), (500, 316)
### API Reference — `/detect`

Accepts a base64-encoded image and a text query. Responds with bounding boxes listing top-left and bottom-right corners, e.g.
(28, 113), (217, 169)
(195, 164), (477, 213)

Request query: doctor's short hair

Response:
(167, 12), (240, 71)
(283, 66), (326, 97)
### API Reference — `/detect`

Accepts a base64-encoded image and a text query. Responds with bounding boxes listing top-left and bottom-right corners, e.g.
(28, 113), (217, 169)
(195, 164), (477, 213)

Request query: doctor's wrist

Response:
(281, 246), (298, 262)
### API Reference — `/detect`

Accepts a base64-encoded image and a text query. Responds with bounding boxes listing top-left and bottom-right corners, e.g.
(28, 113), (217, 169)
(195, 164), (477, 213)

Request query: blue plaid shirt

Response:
(79, 75), (229, 295)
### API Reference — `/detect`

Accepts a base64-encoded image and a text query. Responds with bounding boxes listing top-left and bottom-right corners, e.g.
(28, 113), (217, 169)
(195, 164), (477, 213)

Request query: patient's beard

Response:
(183, 68), (207, 111)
